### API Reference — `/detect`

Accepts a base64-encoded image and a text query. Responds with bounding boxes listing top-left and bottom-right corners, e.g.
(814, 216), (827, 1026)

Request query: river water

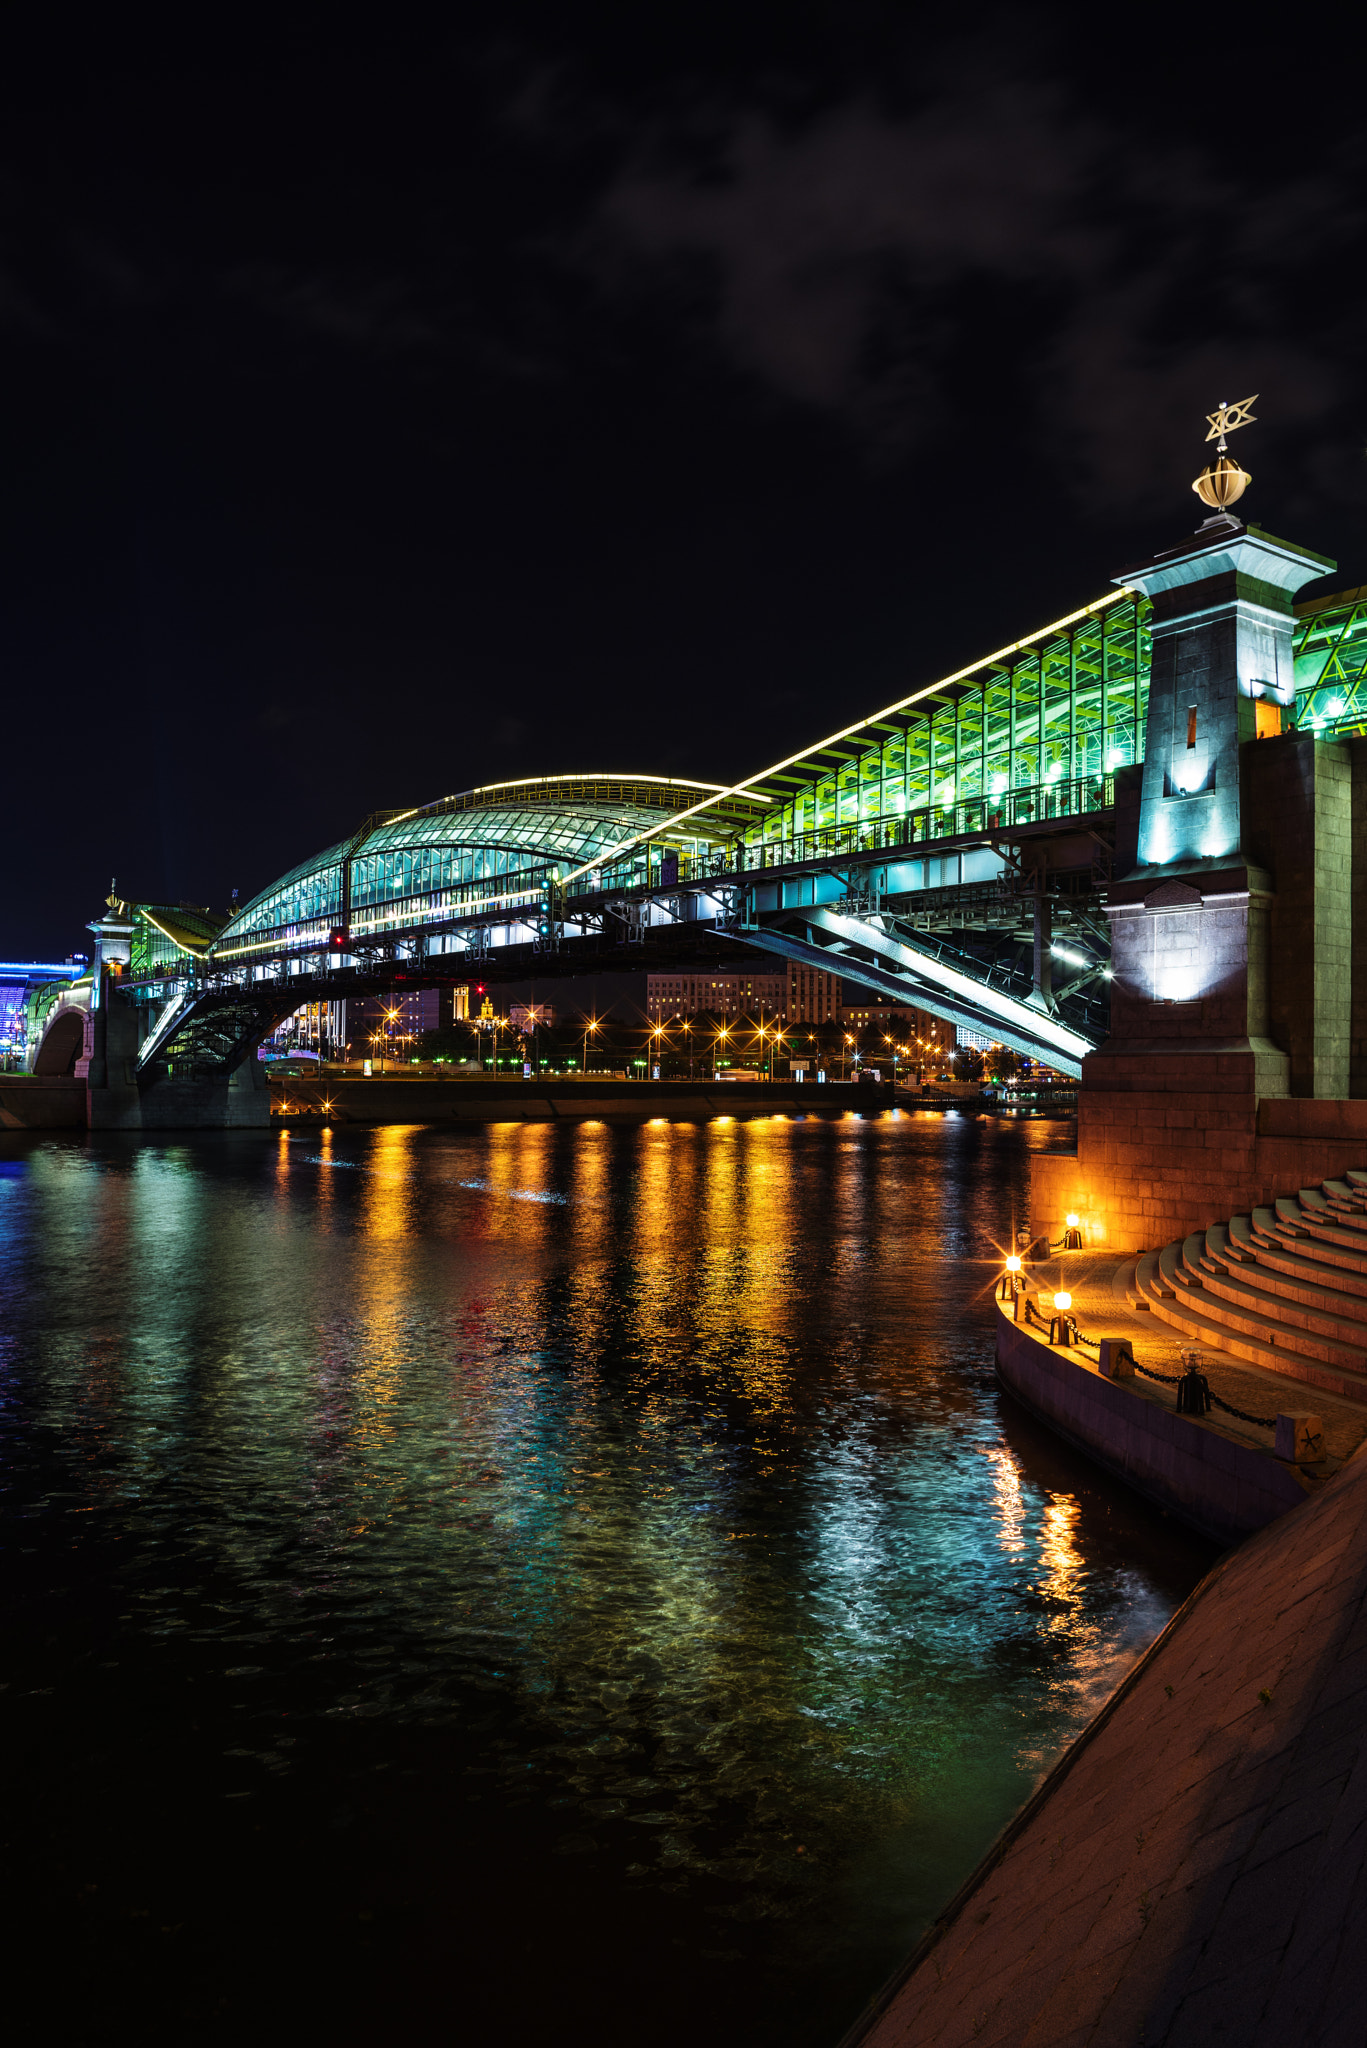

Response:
(0, 1112), (1212, 2044)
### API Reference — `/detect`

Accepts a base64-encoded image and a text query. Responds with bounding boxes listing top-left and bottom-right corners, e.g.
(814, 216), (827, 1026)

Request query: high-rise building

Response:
(339, 987), (447, 1055)
(787, 965), (843, 1023)
(646, 972), (787, 1019)
(842, 1001), (954, 1050)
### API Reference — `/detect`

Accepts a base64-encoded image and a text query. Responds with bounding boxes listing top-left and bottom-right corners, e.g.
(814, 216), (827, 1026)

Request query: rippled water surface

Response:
(0, 1113), (1213, 2044)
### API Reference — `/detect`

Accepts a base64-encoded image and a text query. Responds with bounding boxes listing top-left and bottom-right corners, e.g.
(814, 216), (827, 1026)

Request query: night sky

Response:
(4, 5), (1365, 961)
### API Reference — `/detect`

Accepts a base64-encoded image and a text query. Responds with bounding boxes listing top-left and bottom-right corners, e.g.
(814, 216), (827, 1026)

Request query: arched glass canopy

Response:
(212, 774), (766, 962)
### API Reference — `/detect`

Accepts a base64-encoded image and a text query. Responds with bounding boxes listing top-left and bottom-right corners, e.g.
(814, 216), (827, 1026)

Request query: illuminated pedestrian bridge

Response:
(213, 774), (766, 965)
(30, 563), (1367, 1108)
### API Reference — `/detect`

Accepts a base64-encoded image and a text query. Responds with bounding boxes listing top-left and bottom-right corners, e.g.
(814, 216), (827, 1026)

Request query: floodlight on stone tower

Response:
(1192, 394), (1256, 512)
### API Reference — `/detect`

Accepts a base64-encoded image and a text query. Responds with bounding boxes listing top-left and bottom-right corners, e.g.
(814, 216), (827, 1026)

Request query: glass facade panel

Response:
(1293, 593), (1367, 734)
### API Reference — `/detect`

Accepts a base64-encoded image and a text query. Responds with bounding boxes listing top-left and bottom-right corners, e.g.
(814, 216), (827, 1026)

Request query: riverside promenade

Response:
(852, 1430), (1367, 2046)
(847, 1260), (1367, 2046)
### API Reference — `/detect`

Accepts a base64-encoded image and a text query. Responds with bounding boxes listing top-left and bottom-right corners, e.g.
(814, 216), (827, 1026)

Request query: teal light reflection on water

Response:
(0, 1114), (1211, 2043)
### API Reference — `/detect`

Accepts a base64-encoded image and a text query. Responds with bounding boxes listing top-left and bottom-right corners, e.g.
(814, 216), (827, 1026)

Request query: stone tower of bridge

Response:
(1032, 504), (1367, 1249)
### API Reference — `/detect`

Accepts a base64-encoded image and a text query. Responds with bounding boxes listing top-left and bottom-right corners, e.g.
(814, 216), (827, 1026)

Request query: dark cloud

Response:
(2, 9), (1366, 956)
(588, 63), (1364, 510)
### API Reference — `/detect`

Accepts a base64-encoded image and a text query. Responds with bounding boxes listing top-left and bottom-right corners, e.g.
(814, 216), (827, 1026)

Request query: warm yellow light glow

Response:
(1005, 1254), (1022, 1273)
(555, 587), (1141, 887)
(1053, 1291), (1072, 1312)
(1066, 1212), (1079, 1228)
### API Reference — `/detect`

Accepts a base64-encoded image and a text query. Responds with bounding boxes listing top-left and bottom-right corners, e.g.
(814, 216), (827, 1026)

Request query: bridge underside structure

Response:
(35, 575), (1367, 1122)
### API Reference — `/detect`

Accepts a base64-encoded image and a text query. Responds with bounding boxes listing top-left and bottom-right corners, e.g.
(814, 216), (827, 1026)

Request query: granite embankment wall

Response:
(0, 1076), (86, 1129)
(1034, 1093), (1367, 1251)
(272, 1075), (894, 1122)
(995, 1307), (1309, 1547)
(852, 1435), (1367, 2048)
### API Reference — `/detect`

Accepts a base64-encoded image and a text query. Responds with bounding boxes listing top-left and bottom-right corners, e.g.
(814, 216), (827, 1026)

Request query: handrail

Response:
(567, 773), (1114, 898)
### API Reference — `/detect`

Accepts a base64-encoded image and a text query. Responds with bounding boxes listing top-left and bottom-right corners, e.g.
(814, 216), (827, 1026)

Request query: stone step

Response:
(1171, 1269), (1367, 1383)
(1322, 1178), (1367, 1210)
(1115, 1258), (1150, 1310)
(1249, 1209), (1367, 1275)
(1135, 1250), (1367, 1404)
(1181, 1232), (1208, 1284)
(1229, 1214), (1260, 1257)
(1207, 1222), (1250, 1267)
(1305, 1184), (1367, 1232)
(1253, 1205), (1303, 1247)
(1197, 1259), (1367, 1352)
(1243, 1231), (1367, 1299)
(1138, 1248), (1174, 1300)
(1296, 1211), (1367, 1254)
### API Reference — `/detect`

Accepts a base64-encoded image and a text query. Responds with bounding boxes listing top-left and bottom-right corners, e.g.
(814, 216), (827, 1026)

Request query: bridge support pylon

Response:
(1034, 512), (1339, 1248)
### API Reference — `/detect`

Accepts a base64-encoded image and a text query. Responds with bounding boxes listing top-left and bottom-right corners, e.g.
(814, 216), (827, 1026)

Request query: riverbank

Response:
(843, 1255), (1367, 2045)
(267, 1073), (899, 1121)
(0, 1074), (86, 1128)
(849, 1425), (1367, 2047)
(994, 1256), (1367, 1544)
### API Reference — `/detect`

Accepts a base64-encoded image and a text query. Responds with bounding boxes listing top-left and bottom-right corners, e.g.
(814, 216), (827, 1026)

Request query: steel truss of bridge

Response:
(124, 786), (1114, 1085)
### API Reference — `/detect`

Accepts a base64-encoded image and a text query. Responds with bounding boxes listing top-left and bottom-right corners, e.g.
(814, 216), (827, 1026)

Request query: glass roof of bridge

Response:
(215, 774), (766, 947)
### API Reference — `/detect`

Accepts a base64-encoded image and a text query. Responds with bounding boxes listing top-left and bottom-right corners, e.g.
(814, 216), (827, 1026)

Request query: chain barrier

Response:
(1208, 1392), (1276, 1429)
(1015, 1287), (1281, 1428)
(1132, 1360), (1180, 1386)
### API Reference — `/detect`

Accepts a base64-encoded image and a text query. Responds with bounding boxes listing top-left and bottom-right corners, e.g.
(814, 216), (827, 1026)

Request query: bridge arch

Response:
(31, 1003), (89, 1075)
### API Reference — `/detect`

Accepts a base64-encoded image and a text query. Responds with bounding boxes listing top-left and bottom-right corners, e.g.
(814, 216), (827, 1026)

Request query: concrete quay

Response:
(993, 1262), (1367, 1546)
(849, 1422), (1367, 2048)
(844, 1248), (1367, 2046)
(268, 1073), (896, 1122)
(0, 1075), (87, 1128)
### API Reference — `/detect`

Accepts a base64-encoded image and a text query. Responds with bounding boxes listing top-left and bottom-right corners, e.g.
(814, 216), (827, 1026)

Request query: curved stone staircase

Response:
(1135, 1172), (1367, 1405)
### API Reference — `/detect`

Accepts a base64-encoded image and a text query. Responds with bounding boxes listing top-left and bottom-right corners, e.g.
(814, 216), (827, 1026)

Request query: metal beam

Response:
(727, 907), (1093, 1076)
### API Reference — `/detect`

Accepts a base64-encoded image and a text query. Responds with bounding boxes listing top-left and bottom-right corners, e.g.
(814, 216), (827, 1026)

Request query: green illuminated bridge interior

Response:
(123, 581), (1367, 977)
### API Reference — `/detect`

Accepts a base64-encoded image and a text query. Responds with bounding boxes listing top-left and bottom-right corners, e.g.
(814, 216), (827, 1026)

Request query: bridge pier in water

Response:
(83, 973), (273, 1129)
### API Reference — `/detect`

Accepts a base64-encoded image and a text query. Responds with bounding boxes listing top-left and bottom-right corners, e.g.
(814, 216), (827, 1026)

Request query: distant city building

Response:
(0, 957), (88, 1069)
(311, 987), (447, 1056)
(647, 972), (788, 1019)
(787, 965), (843, 1023)
(842, 1001), (955, 1049)
(510, 1003), (556, 1030)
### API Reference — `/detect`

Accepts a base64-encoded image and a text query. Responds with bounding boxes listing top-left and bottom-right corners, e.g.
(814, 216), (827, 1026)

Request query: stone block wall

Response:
(1315, 741), (1352, 1096)
(1350, 740), (1367, 1095)
(1243, 734), (1353, 1097)
(1034, 1092), (1367, 1251)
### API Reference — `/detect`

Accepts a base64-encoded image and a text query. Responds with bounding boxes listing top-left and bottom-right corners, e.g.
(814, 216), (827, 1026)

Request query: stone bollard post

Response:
(1275, 1413), (1325, 1465)
(1098, 1339), (1135, 1380)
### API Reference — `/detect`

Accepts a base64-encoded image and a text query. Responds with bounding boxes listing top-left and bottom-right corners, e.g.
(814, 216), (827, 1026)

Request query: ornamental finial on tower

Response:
(1193, 393), (1256, 511)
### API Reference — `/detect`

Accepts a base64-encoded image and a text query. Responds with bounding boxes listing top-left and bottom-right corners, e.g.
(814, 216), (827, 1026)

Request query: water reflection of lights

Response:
(1037, 1493), (1084, 1615)
(989, 1446), (1028, 1553)
(361, 1124), (419, 1241)
(7, 1120), (1203, 1970)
